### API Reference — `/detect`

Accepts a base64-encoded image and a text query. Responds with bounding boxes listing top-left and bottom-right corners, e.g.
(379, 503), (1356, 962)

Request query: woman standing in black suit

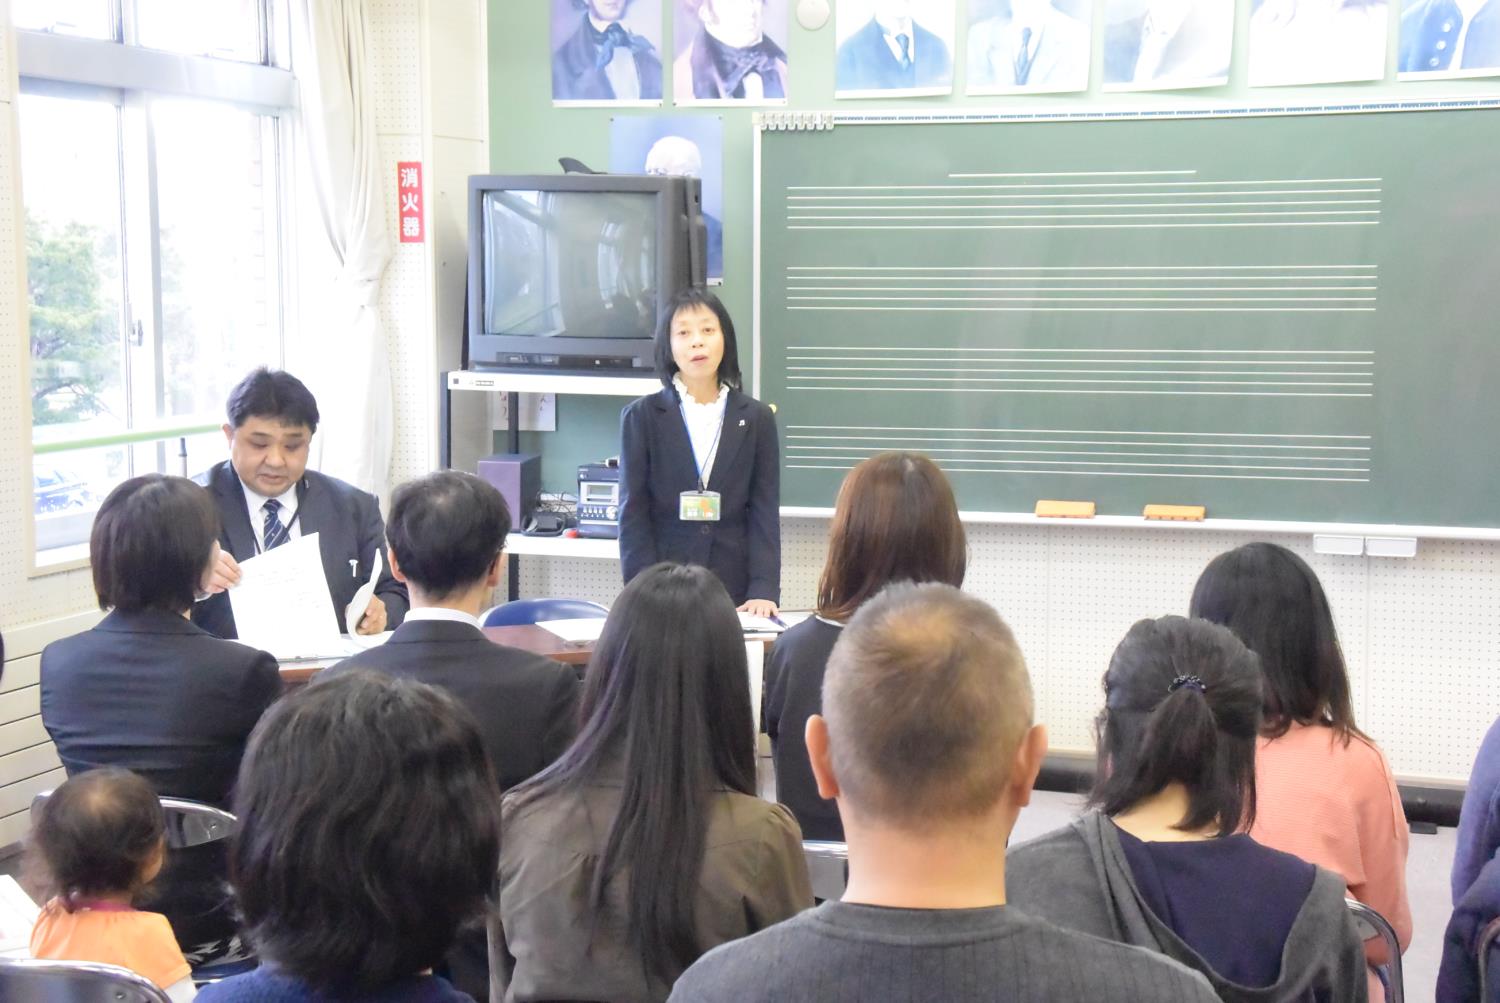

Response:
(618, 288), (781, 616)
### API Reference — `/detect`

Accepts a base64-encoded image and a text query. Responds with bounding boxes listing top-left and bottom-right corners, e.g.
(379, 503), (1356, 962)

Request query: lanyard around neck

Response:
(679, 398), (726, 492)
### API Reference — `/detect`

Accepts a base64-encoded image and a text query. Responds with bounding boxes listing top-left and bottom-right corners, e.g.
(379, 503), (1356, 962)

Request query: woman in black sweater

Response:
(761, 451), (967, 841)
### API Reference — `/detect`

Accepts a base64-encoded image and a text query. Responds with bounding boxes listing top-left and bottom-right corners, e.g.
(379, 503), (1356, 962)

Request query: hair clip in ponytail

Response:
(1168, 674), (1206, 694)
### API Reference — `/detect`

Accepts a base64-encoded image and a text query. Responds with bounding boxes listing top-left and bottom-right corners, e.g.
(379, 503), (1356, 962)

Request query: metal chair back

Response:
(481, 598), (609, 627)
(1346, 897), (1404, 1003)
(802, 840), (849, 901)
(31, 791), (237, 850)
(0, 957), (172, 1003)
(1478, 915), (1500, 1001)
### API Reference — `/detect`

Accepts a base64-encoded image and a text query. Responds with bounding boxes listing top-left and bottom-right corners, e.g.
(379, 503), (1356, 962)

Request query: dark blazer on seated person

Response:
(1007, 811), (1368, 1003)
(191, 460), (409, 639)
(618, 386), (781, 606)
(40, 609), (282, 957)
(327, 616), (580, 793)
(1439, 850), (1500, 1002)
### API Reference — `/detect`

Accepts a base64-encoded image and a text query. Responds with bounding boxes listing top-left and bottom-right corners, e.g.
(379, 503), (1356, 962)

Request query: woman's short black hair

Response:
(510, 562), (756, 983)
(653, 287), (743, 390)
(91, 474), (220, 614)
(1090, 615), (1263, 837)
(226, 367), (320, 433)
(229, 670), (501, 992)
(386, 471), (510, 598)
(1189, 541), (1366, 744)
(30, 768), (164, 909)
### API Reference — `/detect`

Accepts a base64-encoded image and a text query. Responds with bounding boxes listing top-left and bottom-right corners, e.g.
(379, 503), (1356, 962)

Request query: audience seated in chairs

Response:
(1007, 615), (1368, 1001)
(39, 474), (280, 965)
(1441, 851), (1500, 1002)
(673, 583), (1219, 1002)
(27, 768), (197, 1001)
(1192, 542), (1411, 997)
(762, 451), (967, 842)
(492, 562), (813, 1003)
(198, 670), (500, 1002)
(328, 469), (579, 997)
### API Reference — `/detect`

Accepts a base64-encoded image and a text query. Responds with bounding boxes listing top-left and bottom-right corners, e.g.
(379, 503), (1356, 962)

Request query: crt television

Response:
(466, 173), (707, 374)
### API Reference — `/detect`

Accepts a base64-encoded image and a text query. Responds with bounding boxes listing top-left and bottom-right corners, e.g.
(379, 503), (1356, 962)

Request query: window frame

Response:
(16, 2), (299, 573)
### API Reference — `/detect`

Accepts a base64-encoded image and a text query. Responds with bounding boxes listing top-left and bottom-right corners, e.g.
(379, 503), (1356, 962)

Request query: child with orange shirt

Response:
(28, 767), (196, 1000)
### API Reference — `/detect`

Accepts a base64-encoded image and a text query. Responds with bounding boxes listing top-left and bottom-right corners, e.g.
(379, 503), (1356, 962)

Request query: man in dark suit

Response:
(192, 368), (408, 639)
(552, 0), (663, 100)
(327, 469), (580, 1000)
(836, 0), (954, 91)
(675, 0), (789, 101)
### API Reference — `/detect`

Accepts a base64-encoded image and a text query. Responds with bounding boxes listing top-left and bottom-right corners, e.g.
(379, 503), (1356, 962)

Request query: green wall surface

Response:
(487, 0), (1498, 495)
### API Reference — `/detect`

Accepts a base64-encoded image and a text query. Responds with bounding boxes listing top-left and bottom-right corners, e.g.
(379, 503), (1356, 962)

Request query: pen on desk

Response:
(770, 615), (787, 629)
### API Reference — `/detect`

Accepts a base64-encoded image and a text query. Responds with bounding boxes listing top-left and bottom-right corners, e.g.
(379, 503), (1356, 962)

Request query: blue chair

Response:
(1347, 897), (1404, 1003)
(481, 598), (609, 627)
(802, 840), (849, 902)
(1480, 915), (1500, 1000)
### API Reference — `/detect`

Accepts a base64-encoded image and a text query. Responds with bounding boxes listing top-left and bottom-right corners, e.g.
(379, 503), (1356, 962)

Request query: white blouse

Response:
(673, 375), (729, 487)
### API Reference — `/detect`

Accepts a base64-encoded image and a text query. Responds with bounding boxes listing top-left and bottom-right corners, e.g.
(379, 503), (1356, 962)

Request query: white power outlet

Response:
(491, 392), (557, 432)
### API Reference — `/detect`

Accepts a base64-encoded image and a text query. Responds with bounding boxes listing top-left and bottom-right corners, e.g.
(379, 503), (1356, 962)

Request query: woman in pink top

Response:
(1191, 542), (1410, 998)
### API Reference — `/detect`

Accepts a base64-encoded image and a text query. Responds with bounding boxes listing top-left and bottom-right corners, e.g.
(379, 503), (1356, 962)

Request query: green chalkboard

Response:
(755, 101), (1500, 529)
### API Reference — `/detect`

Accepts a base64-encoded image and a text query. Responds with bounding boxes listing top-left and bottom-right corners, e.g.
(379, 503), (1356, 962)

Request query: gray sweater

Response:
(668, 900), (1220, 1002)
(1007, 812), (1369, 1003)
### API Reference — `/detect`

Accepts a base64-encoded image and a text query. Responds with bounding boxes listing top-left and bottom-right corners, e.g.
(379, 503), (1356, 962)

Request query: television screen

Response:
(481, 189), (658, 342)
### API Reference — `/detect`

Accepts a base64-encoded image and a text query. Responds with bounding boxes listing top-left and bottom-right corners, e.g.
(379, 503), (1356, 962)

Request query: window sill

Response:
(30, 542), (90, 576)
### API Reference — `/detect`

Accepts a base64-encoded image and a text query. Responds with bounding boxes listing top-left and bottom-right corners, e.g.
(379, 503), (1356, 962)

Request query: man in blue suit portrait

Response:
(1399, 0), (1500, 73)
(836, 0), (954, 92)
(552, 0), (663, 101)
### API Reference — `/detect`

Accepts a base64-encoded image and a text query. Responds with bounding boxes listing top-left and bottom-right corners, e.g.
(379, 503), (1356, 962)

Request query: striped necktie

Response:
(262, 498), (289, 551)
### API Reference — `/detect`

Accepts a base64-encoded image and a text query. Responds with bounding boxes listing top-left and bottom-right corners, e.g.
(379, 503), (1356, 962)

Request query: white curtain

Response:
(290, 0), (394, 498)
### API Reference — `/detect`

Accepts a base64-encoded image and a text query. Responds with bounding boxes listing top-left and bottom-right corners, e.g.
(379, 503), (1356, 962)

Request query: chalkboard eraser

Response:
(1035, 500), (1096, 519)
(1144, 504), (1206, 521)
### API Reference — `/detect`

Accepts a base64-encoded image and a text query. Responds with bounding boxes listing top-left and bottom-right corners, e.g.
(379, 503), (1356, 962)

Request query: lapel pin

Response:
(738, 418), (746, 427)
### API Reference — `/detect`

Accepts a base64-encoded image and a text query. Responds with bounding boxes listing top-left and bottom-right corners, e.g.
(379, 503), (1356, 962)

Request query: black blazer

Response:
(762, 616), (845, 842)
(191, 461), (409, 639)
(40, 610), (280, 956)
(618, 386), (781, 605)
(40, 609), (282, 806)
(328, 618), (580, 793)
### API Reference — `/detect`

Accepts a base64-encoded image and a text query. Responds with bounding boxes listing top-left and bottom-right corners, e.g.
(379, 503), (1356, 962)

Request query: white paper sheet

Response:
(536, 617), (609, 643)
(343, 549), (384, 642)
(0, 874), (39, 958)
(737, 612), (786, 634)
(229, 532), (345, 660)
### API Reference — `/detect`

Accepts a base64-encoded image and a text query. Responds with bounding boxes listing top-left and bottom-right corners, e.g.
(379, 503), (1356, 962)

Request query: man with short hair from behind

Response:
(326, 470), (580, 999)
(669, 582), (1220, 1003)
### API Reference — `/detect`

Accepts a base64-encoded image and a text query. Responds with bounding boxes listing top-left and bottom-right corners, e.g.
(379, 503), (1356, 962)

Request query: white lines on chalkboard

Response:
(945, 170), (1199, 179)
(787, 424), (1372, 438)
(789, 306), (1379, 313)
(788, 190), (1383, 199)
(788, 296), (1376, 303)
(785, 464), (1370, 483)
(788, 222), (1381, 231)
(788, 286), (1376, 293)
(783, 424), (1373, 482)
(784, 265), (1378, 270)
(790, 202), (1382, 211)
(788, 213), (1382, 223)
(786, 178), (1382, 190)
(784, 386), (1372, 396)
(790, 368), (1372, 377)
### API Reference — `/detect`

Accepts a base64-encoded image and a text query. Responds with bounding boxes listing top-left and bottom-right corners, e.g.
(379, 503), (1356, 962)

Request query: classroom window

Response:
(11, 0), (114, 39)
(16, 2), (294, 563)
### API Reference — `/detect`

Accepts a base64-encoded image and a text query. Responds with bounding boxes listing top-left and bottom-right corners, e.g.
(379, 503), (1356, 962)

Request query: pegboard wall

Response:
(518, 518), (1500, 783)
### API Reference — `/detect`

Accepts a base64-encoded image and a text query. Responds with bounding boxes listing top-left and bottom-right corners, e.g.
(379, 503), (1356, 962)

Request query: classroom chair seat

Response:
(1347, 898), (1404, 1003)
(802, 840), (850, 902)
(1479, 915), (1500, 1001)
(480, 598), (608, 627)
(0, 957), (172, 1003)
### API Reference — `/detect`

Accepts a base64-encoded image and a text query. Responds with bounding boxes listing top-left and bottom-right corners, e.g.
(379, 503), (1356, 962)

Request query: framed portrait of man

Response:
(673, 0), (792, 104)
(552, 0), (665, 105)
(966, 0), (1091, 95)
(1101, 0), (1234, 90)
(835, 0), (957, 97)
(1398, 0), (1500, 78)
(1249, 0), (1387, 86)
(611, 116), (725, 282)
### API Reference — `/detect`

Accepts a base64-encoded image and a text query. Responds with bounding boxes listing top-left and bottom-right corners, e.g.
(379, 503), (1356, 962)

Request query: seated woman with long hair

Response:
(492, 562), (813, 1003)
(1191, 542), (1410, 998)
(1007, 616), (1367, 1002)
(198, 670), (501, 1001)
(763, 451), (966, 841)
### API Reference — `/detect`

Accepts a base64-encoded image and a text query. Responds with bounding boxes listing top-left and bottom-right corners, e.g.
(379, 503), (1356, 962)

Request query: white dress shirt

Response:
(241, 480), (301, 553)
(878, 15), (916, 63)
(402, 606), (483, 631)
(674, 375), (729, 487)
